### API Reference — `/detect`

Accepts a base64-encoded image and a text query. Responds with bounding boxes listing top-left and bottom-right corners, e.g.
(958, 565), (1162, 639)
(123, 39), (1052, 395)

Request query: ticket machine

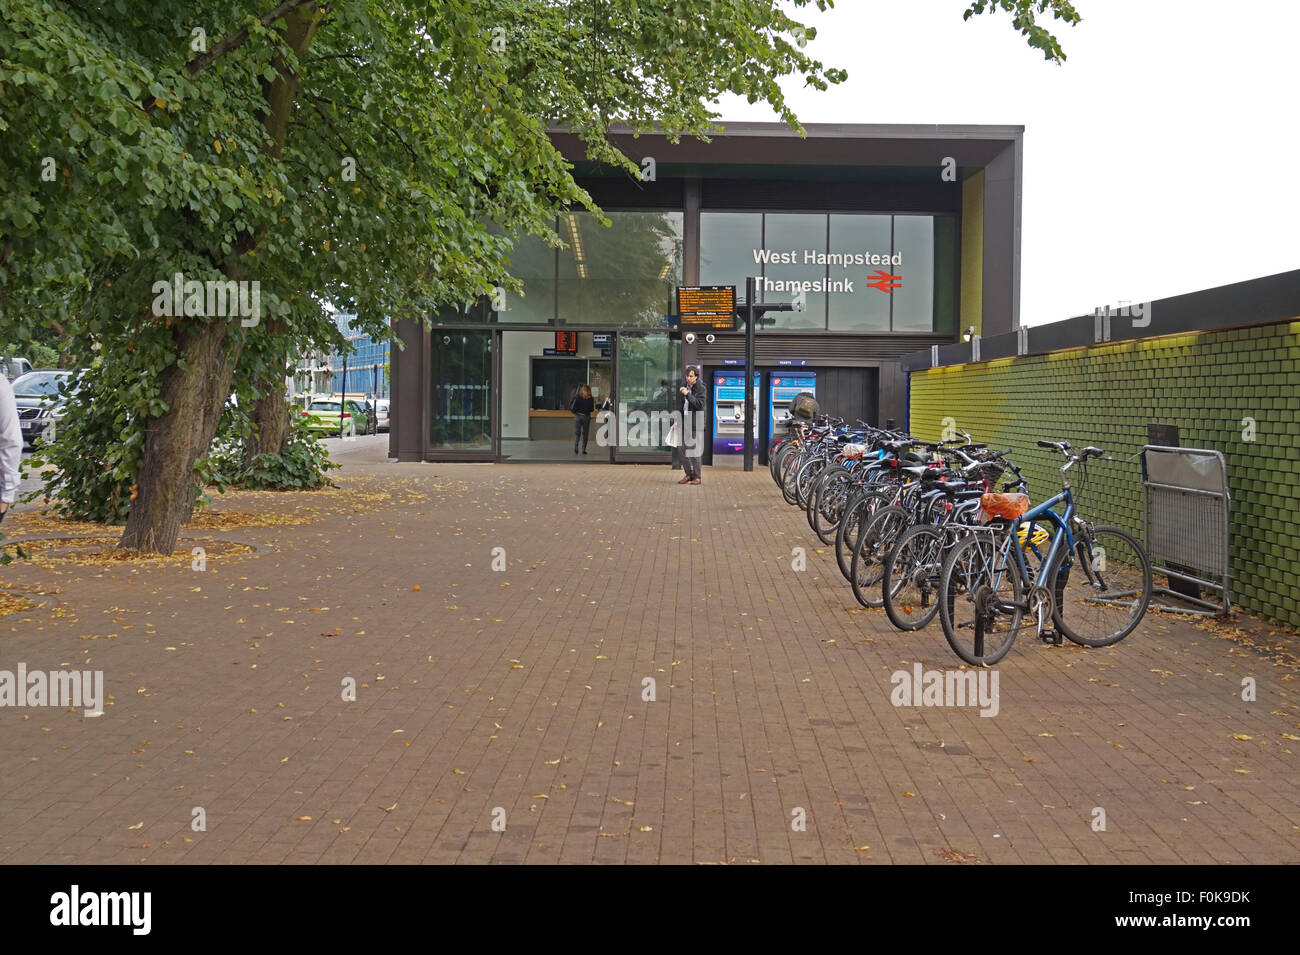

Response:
(768, 371), (817, 444)
(712, 372), (760, 455)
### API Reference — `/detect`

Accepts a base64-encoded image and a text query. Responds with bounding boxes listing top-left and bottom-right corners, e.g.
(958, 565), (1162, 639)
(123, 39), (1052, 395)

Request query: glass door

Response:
(429, 329), (495, 460)
(611, 330), (680, 463)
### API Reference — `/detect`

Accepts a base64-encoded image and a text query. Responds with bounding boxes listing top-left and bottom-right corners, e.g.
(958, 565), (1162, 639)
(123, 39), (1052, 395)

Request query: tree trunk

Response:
(244, 370), (291, 467)
(118, 319), (242, 554)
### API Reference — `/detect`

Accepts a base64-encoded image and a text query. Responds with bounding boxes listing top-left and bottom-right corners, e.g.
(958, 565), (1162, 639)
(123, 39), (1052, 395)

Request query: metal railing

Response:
(1141, 445), (1231, 616)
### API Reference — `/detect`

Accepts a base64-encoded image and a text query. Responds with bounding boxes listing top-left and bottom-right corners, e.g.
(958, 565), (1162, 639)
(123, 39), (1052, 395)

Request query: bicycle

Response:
(936, 441), (1153, 666)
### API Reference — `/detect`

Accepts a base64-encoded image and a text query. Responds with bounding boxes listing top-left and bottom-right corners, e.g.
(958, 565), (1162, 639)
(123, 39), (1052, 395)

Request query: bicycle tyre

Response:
(836, 486), (890, 581)
(1050, 524), (1152, 647)
(882, 524), (946, 632)
(849, 505), (911, 608)
(938, 530), (1025, 666)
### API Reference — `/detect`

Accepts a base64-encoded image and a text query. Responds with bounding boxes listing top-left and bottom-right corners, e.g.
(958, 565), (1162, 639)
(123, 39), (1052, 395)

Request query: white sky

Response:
(713, 0), (1300, 326)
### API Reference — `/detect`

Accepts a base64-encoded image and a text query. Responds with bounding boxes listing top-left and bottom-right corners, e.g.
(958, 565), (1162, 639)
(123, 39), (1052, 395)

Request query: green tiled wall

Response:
(909, 320), (1300, 628)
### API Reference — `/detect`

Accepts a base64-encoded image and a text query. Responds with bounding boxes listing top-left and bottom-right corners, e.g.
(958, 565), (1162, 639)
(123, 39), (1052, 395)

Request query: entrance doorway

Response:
(499, 330), (614, 461)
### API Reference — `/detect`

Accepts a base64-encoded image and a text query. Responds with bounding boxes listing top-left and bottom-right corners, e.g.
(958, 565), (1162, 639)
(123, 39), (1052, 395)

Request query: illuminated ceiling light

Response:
(566, 213), (586, 277)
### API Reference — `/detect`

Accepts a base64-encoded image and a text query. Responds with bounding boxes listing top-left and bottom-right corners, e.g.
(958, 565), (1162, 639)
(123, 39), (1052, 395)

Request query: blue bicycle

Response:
(937, 441), (1153, 666)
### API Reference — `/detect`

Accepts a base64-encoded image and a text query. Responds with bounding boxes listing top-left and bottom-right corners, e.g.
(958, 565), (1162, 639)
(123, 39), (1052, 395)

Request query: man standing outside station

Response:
(0, 372), (22, 525)
(677, 365), (706, 485)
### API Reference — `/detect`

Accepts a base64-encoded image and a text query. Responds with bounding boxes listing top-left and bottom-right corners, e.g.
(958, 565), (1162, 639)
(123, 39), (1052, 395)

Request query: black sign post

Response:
(739, 276), (798, 473)
(675, 283), (797, 472)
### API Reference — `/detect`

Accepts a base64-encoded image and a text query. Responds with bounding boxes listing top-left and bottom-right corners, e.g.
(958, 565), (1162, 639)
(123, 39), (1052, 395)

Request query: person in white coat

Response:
(0, 374), (22, 524)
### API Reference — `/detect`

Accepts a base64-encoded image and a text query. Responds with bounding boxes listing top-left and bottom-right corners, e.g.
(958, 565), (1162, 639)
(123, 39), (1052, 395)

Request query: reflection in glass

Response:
(828, 214), (892, 332)
(616, 332), (681, 453)
(559, 212), (683, 326)
(700, 212), (762, 292)
(759, 213), (827, 330)
(891, 216), (936, 332)
(431, 331), (492, 451)
(499, 230), (556, 324)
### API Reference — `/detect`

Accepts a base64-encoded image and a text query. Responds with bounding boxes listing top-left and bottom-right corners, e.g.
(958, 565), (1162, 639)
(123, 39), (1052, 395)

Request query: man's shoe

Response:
(690, 477), (702, 485)
(677, 476), (692, 484)
(582, 449), (588, 454)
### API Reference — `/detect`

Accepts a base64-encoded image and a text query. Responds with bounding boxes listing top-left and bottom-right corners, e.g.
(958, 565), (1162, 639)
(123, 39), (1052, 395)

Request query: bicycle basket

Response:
(980, 492), (1030, 521)
(966, 461), (1006, 488)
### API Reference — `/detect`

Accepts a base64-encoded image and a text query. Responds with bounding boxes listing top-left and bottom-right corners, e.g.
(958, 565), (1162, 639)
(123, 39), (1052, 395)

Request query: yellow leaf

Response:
(1038, 732), (1054, 738)
(127, 822), (143, 830)
(452, 768), (465, 775)
(1229, 733), (1253, 741)
(852, 845), (871, 851)
(1233, 768), (1253, 774)
(637, 825), (653, 832)
(903, 791), (915, 797)
(295, 816), (312, 821)
(213, 140), (222, 154)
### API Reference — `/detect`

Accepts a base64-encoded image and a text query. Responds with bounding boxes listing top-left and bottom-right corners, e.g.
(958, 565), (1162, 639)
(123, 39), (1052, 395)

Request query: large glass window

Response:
(498, 231), (556, 324)
(558, 211), (683, 326)
(699, 211), (957, 334)
(700, 212), (762, 292)
(758, 213), (828, 330)
(828, 214), (892, 332)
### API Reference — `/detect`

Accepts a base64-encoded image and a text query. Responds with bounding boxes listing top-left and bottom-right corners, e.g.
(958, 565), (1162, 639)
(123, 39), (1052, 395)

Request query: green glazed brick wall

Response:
(909, 319), (1300, 629)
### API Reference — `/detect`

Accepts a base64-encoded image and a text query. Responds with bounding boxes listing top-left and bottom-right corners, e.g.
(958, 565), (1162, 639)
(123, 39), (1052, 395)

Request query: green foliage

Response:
(24, 359), (147, 524)
(1, 340), (58, 367)
(963, 0), (1083, 63)
(205, 404), (338, 491)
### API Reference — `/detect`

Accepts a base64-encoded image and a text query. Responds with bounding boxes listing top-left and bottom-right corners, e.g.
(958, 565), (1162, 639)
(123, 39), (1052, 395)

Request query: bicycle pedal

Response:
(1039, 628), (1064, 646)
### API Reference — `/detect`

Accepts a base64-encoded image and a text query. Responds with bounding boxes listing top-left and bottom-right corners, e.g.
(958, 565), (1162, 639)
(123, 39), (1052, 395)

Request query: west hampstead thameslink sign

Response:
(751, 248), (903, 294)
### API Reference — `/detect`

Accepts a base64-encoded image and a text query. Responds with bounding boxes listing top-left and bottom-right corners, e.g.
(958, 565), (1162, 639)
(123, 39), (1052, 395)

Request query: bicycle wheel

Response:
(771, 440), (796, 486)
(938, 531), (1025, 666)
(805, 464), (838, 531)
(779, 449), (805, 505)
(793, 456), (825, 509)
(882, 524), (946, 632)
(811, 467), (853, 543)
(1050, 525), (1152, 647)
(836, 486), (890, 581)
(849, 505), (911, 608)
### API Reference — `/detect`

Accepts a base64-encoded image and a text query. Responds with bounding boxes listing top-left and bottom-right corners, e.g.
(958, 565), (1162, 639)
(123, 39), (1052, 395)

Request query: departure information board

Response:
(554, 330), (578, 353)
(677, 286), (736, 329)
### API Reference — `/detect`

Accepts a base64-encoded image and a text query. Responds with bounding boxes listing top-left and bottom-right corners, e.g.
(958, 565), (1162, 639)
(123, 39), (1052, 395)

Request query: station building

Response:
(389, 122), (1023, 464)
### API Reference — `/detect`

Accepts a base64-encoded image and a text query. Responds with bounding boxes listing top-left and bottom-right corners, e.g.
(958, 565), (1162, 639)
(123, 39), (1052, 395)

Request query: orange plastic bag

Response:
(981, 492), (1030, 521)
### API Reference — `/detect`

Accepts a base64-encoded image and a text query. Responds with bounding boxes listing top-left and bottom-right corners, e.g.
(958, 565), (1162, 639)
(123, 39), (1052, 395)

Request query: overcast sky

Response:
(713, 0), (1300, 327)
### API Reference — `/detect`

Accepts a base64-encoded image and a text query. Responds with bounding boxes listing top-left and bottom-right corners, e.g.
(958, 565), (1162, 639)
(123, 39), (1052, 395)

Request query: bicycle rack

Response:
(1140, 445), (1232, 617)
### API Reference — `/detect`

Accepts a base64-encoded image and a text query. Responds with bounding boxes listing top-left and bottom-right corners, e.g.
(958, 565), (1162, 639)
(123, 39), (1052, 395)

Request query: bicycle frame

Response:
(975, 487), (1077, 623)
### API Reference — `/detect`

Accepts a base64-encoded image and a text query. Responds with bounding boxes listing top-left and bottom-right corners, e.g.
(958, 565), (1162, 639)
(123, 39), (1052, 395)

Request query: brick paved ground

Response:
(1, 443), (1297, 864)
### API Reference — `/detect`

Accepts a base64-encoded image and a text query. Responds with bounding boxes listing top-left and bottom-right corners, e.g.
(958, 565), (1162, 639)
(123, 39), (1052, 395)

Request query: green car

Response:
(301, 398), (371, 437)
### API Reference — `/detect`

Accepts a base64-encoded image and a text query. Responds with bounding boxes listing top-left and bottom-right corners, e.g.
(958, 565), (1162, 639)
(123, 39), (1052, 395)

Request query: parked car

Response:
(300, 397), (371, 437)
(12, 369), (77, 448)
(3, 357), (33, 381)
(374, 399), (390, 433)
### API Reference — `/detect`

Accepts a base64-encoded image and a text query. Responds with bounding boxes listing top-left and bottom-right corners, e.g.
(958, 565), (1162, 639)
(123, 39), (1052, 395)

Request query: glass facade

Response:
(431, 330), (492, 451)
(699, 211), (956, 333)
(330, 313), (390, 396)
(467, 212), (684, 326)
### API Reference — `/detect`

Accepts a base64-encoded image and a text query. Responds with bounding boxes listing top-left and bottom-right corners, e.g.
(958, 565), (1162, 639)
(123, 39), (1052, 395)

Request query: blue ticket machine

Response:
(712, 372), (760, 455)
(768, 371), (817, 444)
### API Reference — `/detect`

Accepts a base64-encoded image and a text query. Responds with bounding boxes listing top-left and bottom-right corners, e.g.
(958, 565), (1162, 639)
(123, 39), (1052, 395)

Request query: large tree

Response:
(0, 0), (1080, 553)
